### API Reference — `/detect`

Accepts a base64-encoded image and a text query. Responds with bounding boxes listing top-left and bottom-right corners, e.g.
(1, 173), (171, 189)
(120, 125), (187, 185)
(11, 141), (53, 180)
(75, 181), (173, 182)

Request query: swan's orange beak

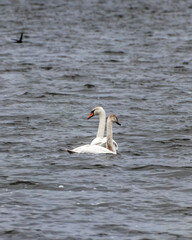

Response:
(88, 111), (94, 119)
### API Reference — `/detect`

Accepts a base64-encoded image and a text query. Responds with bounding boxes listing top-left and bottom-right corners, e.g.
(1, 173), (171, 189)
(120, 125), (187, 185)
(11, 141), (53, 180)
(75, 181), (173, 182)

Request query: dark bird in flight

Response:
(12, 33), (23, 43)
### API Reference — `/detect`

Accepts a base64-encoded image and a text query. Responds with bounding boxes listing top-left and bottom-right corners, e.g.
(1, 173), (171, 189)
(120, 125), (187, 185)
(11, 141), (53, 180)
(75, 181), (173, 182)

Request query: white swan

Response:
(67, 114), (121, 154)
(88, 106), (118, 150)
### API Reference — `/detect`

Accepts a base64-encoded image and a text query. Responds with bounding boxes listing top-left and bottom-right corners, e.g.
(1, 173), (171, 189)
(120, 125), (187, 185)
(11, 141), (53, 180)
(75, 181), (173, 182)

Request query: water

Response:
(0, 0), (192, 239)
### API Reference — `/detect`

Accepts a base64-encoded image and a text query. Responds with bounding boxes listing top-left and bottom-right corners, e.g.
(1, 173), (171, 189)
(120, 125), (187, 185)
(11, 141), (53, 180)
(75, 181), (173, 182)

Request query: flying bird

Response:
(12, 33), (23, 43)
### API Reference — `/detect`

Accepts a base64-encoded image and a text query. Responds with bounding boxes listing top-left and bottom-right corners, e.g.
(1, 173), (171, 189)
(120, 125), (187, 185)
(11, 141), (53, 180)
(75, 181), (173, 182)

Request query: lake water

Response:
(0, 0), (192, 239)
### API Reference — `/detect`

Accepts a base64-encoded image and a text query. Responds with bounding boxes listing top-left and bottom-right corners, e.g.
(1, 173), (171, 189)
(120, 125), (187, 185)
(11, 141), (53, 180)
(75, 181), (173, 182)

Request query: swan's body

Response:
(88, 106), (118, 150)
(67, 114), (120, 154)
(67, 144), (116, 154)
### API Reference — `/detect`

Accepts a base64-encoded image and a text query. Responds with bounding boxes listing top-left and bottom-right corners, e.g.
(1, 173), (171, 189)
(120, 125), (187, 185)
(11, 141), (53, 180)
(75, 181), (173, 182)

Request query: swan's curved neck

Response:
(106, 118), (116, 153)
(96, 110), (106, 138)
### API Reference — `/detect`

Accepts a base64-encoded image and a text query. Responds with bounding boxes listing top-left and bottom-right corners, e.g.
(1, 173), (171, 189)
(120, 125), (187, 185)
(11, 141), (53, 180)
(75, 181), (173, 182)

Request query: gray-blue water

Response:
(0, 0), (192, 239)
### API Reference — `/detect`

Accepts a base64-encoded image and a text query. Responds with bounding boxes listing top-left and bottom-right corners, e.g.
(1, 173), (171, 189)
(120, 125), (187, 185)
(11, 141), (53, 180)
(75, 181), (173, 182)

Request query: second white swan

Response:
(88, 106), (118, 150)
(67, 114), (121, 154)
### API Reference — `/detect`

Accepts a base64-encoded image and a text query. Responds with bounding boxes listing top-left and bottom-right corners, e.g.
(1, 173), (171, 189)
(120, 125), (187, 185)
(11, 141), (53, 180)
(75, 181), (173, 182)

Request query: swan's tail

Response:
(66, 149), (76, 154)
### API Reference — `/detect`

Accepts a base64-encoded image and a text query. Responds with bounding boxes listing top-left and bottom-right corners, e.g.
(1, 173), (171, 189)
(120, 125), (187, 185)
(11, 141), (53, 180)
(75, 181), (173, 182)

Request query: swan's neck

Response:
(106, 119), (116, 153)
(96, 110), (106, 138)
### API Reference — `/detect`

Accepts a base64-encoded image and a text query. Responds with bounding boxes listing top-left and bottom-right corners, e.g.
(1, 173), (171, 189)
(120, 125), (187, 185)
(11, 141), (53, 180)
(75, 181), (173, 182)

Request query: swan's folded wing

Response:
(90, 137), (118, 150)
(90, 137), (104, 146)
(67, 144), (90, 153)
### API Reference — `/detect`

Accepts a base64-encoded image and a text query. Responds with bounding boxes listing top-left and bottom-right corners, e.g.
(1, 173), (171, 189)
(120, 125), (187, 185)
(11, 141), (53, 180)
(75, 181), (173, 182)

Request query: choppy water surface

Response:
(0, 0), (192, 239)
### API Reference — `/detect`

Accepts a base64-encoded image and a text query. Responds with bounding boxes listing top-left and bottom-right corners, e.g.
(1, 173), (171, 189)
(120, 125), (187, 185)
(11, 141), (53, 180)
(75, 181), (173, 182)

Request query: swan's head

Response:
(108, 114), (121, 125)
(88, 106), (104, 119)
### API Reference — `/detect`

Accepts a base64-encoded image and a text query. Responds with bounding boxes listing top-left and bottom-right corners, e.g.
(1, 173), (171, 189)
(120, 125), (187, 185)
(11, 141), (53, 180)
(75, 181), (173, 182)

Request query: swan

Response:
(88, 106), (118, 149)
(67, 114), (121, 154)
